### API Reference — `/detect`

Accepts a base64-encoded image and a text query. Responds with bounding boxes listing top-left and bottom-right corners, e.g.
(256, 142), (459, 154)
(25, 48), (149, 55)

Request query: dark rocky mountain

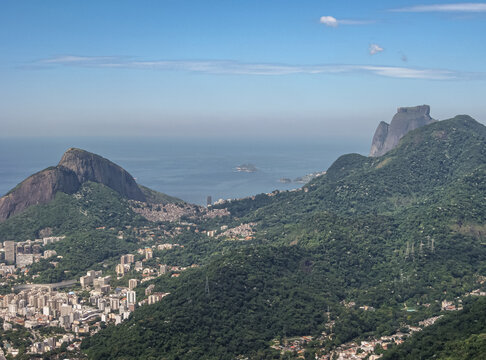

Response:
(370, 105), (436, 157)
(0, 148), (146, 222)
(58, 148), (146, 201)
(0, 166), (80, 222)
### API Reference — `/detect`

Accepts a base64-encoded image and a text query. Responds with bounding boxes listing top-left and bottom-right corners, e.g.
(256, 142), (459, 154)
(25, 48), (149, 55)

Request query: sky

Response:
(1, 0), (486, 139)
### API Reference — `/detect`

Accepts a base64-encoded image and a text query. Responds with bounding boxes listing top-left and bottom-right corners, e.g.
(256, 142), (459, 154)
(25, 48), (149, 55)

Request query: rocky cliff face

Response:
(369, 105), (436, 157)
(58, 148), (146, 201)
(0, 166), (80, 221)
(0, 148), (146, 222)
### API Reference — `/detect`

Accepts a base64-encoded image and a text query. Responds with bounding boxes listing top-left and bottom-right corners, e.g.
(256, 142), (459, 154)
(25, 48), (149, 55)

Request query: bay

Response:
(0, 137), (369, 205)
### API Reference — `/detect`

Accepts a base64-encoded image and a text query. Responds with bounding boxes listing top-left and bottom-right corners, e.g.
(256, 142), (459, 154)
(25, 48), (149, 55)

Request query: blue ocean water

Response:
(0, 137), (369, 205)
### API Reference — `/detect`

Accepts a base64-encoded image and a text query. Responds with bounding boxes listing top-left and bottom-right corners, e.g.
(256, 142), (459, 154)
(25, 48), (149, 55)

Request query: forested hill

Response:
(82, 115), (486, 359)
(218, 115), (486, 221)
(82, 246), (338, 360)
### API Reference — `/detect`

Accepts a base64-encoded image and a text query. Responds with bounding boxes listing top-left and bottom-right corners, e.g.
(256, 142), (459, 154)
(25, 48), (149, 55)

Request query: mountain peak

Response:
(63, 147), (88, 155)
(397, 104), (430, 115)
(58, 148), (146, 202)
(0, 148), (146, 222)
(370, 105), (436, 157)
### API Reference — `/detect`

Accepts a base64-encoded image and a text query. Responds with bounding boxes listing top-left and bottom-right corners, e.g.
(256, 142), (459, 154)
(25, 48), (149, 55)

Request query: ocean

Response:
(0, 137), (369, 205)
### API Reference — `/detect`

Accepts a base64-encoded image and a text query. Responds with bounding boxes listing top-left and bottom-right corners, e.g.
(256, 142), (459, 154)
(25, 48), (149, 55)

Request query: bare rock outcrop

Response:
(58, 148), (146, 201)
(0, 166), (80, 221)
(370, 105), (436, 157)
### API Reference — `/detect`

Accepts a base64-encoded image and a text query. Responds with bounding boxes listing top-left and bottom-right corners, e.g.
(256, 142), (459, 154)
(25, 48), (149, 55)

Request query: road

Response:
(14, 279), (77, 291)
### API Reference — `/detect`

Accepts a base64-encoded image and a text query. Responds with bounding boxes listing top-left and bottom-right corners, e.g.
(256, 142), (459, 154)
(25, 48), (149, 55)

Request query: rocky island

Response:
(236, 163), (258, 173)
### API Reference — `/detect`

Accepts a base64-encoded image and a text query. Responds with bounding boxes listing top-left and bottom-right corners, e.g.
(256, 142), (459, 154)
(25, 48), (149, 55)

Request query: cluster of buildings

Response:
(115, 253), (139, 277)
(212, 189), (289, 206)
(0, 237), (64, 276)
(270, 336), (313, 358)
(130, 201), (229, 223)
(323, 335), (406, 360)
(78, 252), (176, 321)
(0, 232), (198, 357)
(114, 249), (190, 281)
(115, 251), (153, 277)
(322, 314), (453, 360)
(28, 333), (78, 356)
(271, 327), (418, 360)
(80, 270), (112, 293)
(204, 223), (256, 240)
(0, 285), (96, 331)
(441, 299), (463, 311)
(80, 267), (169, 326)
(468, 288), (486, 297)
(313, 295), (483, 360)
(3, 333), (78, 358)
(0, 284), (97, 356)
(418, 315), (443, 327)
(0, 262), (172, 357)
(157, 243), (182, 251)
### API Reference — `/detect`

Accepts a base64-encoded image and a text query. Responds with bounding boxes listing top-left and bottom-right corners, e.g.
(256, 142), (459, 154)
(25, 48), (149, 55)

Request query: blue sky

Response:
(1, 0), (485, 138)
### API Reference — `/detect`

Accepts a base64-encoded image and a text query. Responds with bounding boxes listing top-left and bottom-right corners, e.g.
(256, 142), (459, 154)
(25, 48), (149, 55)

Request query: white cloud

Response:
(320, 16), (339, 27)
(320, 16), (374, 27)
(369, 44), (384, 55)
(37, 56), (480, 80)
(391, 3), (486, 12)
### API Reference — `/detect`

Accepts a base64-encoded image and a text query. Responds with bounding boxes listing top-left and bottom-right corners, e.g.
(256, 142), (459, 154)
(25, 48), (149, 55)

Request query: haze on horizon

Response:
(1, 0), (485, 138)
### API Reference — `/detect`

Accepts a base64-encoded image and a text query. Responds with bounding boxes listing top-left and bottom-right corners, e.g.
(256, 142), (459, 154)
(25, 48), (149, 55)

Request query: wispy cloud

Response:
(36, 55), (481, 80)
(319, 16), (374, 27)
(391, 3), (486, 12)
(369, 44), (384, 55)
(42, 55), (120, 64)
(358, 66), (452, 79)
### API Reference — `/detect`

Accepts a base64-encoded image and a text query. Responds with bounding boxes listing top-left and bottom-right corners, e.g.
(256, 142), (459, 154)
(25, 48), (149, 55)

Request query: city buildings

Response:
(4, 241), (16, 265)
(128, 279), (138, 290)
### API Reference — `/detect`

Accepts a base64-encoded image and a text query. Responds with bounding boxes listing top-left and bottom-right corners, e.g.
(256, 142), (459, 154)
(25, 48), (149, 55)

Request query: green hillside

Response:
(382, 296), (486, 360)
(0, 182), (148, 282)
(81, 116), (486, 359)
(81, 245), (422, 360)
(0, 181), (147, 241)
(82, 246), (328, 359)
(218, 115), (486, 221)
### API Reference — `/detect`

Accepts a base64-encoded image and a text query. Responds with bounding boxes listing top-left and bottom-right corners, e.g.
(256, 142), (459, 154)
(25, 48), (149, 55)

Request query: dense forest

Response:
(82, 245), (424, 359)
(82, 116), (486, 358)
